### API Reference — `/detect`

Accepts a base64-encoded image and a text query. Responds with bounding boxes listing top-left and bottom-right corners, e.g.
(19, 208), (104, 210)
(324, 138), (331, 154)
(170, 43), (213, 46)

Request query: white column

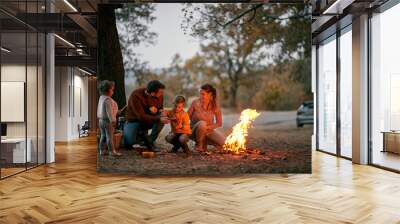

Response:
(46, 0), (55, 163)
(46, 33), (55, 163)
(352, 14), (369, 164)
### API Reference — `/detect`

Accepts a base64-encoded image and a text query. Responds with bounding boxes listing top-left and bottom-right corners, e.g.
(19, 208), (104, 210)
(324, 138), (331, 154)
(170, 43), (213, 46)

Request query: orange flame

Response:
(223, 109), (260, 154)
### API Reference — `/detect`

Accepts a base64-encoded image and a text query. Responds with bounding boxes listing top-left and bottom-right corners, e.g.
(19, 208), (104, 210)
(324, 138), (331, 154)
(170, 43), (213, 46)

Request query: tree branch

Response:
(222, 3), (264, 28)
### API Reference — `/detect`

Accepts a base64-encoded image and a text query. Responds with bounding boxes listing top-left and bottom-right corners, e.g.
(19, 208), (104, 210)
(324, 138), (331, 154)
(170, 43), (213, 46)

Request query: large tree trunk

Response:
(97, 4), (126, 108)
(229, 80), (238, 109)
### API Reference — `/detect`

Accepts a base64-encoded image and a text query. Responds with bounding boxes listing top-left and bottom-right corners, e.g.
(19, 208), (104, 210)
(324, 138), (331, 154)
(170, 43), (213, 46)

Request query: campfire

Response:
(223, 109), (260, 154)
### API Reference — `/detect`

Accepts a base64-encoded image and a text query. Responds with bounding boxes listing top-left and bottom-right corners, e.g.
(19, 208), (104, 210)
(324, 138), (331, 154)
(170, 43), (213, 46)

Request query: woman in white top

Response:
(97, 80), (122, 156)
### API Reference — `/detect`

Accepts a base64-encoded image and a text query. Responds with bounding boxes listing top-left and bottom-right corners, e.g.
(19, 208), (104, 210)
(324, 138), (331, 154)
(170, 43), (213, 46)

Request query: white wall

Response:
(54, 66), (69, 141)
(71, 73), (89, 138)
(54, 67), (89, 141)
(1, 65), (27, 138)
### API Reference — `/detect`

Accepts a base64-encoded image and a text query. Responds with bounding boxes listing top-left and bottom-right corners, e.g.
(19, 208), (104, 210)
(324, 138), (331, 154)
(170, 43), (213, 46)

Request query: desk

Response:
(1, 138), (31, 163)
(382, 131), (400, 154)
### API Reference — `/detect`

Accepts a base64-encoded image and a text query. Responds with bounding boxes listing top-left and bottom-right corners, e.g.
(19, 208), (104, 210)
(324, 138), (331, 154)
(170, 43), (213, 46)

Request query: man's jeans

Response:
(123, 121), (164, 147)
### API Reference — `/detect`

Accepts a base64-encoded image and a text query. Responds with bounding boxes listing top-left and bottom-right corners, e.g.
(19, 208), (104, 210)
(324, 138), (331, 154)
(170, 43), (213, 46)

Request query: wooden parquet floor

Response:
(1, 136), (400, 224)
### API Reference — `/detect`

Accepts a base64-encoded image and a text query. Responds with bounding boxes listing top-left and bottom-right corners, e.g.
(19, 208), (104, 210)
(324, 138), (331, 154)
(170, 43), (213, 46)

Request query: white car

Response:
(296, 101), (314, 128)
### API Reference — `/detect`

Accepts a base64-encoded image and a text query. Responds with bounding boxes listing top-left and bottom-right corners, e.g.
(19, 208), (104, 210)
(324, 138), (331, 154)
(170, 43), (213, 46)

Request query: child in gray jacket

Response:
(97, 80), (122, 156)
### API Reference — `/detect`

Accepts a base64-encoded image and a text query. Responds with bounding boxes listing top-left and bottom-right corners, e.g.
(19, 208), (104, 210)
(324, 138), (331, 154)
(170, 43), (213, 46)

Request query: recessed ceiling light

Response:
(54, 34), (75, 48)
(78, 67), (92, 76)
(1, 47), (11, 53)
(63, 0), (78, 12)
(323, 0), (354, 15)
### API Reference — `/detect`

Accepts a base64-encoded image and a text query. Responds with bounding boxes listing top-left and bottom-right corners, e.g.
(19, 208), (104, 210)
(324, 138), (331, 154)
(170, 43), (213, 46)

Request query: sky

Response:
(133, 4), (200, 69)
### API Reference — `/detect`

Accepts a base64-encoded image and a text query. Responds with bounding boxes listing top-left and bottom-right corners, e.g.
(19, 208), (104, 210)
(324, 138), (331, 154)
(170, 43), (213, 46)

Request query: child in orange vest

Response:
(163, 95), (192, 156)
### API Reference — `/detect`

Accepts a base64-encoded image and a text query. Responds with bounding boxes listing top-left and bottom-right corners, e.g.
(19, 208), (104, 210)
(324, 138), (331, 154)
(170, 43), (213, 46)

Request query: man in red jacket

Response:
(123, 80), (170, 151)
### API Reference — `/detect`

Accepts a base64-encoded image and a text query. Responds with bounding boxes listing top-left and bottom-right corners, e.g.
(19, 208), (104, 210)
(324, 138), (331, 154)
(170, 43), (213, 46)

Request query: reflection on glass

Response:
(0, 0), (47, 179)
(390, 75), (400, 130)
(1, 31), (28, 177)
(27, 31), (38, 169)
(38, 32), (46, 165)
(318, 36), (337, 154)
(340, 29), (352, 158)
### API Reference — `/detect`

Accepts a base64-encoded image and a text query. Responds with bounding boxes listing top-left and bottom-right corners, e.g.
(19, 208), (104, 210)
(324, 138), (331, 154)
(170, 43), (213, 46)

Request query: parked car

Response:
(296, 101), (314, 128)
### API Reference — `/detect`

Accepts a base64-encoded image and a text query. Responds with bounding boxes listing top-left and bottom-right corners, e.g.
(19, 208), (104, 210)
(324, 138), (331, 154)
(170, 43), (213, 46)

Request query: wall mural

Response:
(97, 3), (312, 175)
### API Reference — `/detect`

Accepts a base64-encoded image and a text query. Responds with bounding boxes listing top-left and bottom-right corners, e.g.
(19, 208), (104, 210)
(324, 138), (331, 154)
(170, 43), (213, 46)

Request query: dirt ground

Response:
(97, 111), (312, 175)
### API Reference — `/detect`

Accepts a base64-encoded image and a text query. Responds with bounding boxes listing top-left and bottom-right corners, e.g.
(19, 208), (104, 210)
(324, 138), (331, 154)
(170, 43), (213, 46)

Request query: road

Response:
(223, 111), (304, 130)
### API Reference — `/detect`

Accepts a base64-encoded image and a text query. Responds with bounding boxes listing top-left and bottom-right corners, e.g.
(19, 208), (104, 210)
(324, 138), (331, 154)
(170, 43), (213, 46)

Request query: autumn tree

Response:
(182, 4), (270, 108)
(115, 4), (157, 88)
(182, 3), (311, 108)
(256, 4), (312, 94)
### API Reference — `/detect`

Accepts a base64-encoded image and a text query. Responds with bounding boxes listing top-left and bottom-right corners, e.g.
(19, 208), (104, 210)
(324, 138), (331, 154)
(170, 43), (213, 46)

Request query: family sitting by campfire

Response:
(97, 80), (226, 157)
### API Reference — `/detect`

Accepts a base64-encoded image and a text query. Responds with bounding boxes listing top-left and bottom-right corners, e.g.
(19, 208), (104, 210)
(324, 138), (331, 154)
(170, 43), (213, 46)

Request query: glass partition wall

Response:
(0, 2), (46, 179)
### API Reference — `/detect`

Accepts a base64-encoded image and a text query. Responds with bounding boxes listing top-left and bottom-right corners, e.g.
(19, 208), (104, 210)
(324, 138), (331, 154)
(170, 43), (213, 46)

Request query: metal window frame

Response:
(315, 22), (353, 161)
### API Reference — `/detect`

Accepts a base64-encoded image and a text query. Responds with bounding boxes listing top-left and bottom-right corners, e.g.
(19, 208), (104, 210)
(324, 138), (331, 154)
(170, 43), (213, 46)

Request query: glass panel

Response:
(0, 1), (47, 178)
(317, 36), (337, 154)
(1, 31), (28, 177)
(0, 1), (27, 12)
(371, 4), (400, 171)
(32, 0), (46, 165)
(38, 32), (45, 165)
(0, 1), (29, 32)
(27, 31), (38, 169)
(340, 29), (352, 158)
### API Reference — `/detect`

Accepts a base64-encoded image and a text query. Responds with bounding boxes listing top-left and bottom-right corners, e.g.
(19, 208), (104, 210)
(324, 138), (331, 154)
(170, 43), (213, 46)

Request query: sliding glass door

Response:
(316, 23), (353, 159)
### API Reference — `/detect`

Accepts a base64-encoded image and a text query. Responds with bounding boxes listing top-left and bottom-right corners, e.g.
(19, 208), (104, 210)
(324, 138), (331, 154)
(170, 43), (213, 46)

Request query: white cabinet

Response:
(1, 138), (32, 163)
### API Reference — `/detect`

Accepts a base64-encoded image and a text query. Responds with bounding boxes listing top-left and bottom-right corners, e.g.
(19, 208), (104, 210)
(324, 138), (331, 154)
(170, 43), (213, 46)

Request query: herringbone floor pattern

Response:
(1, 136), (400, 224)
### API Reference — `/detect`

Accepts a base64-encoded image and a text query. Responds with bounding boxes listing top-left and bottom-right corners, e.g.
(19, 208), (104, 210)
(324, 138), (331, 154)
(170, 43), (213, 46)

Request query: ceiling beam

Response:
(55, 55), (96, 71)
(10, 13), (83, 32)
(67, 13), (97, 44)
(50, 0), (97, 47)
